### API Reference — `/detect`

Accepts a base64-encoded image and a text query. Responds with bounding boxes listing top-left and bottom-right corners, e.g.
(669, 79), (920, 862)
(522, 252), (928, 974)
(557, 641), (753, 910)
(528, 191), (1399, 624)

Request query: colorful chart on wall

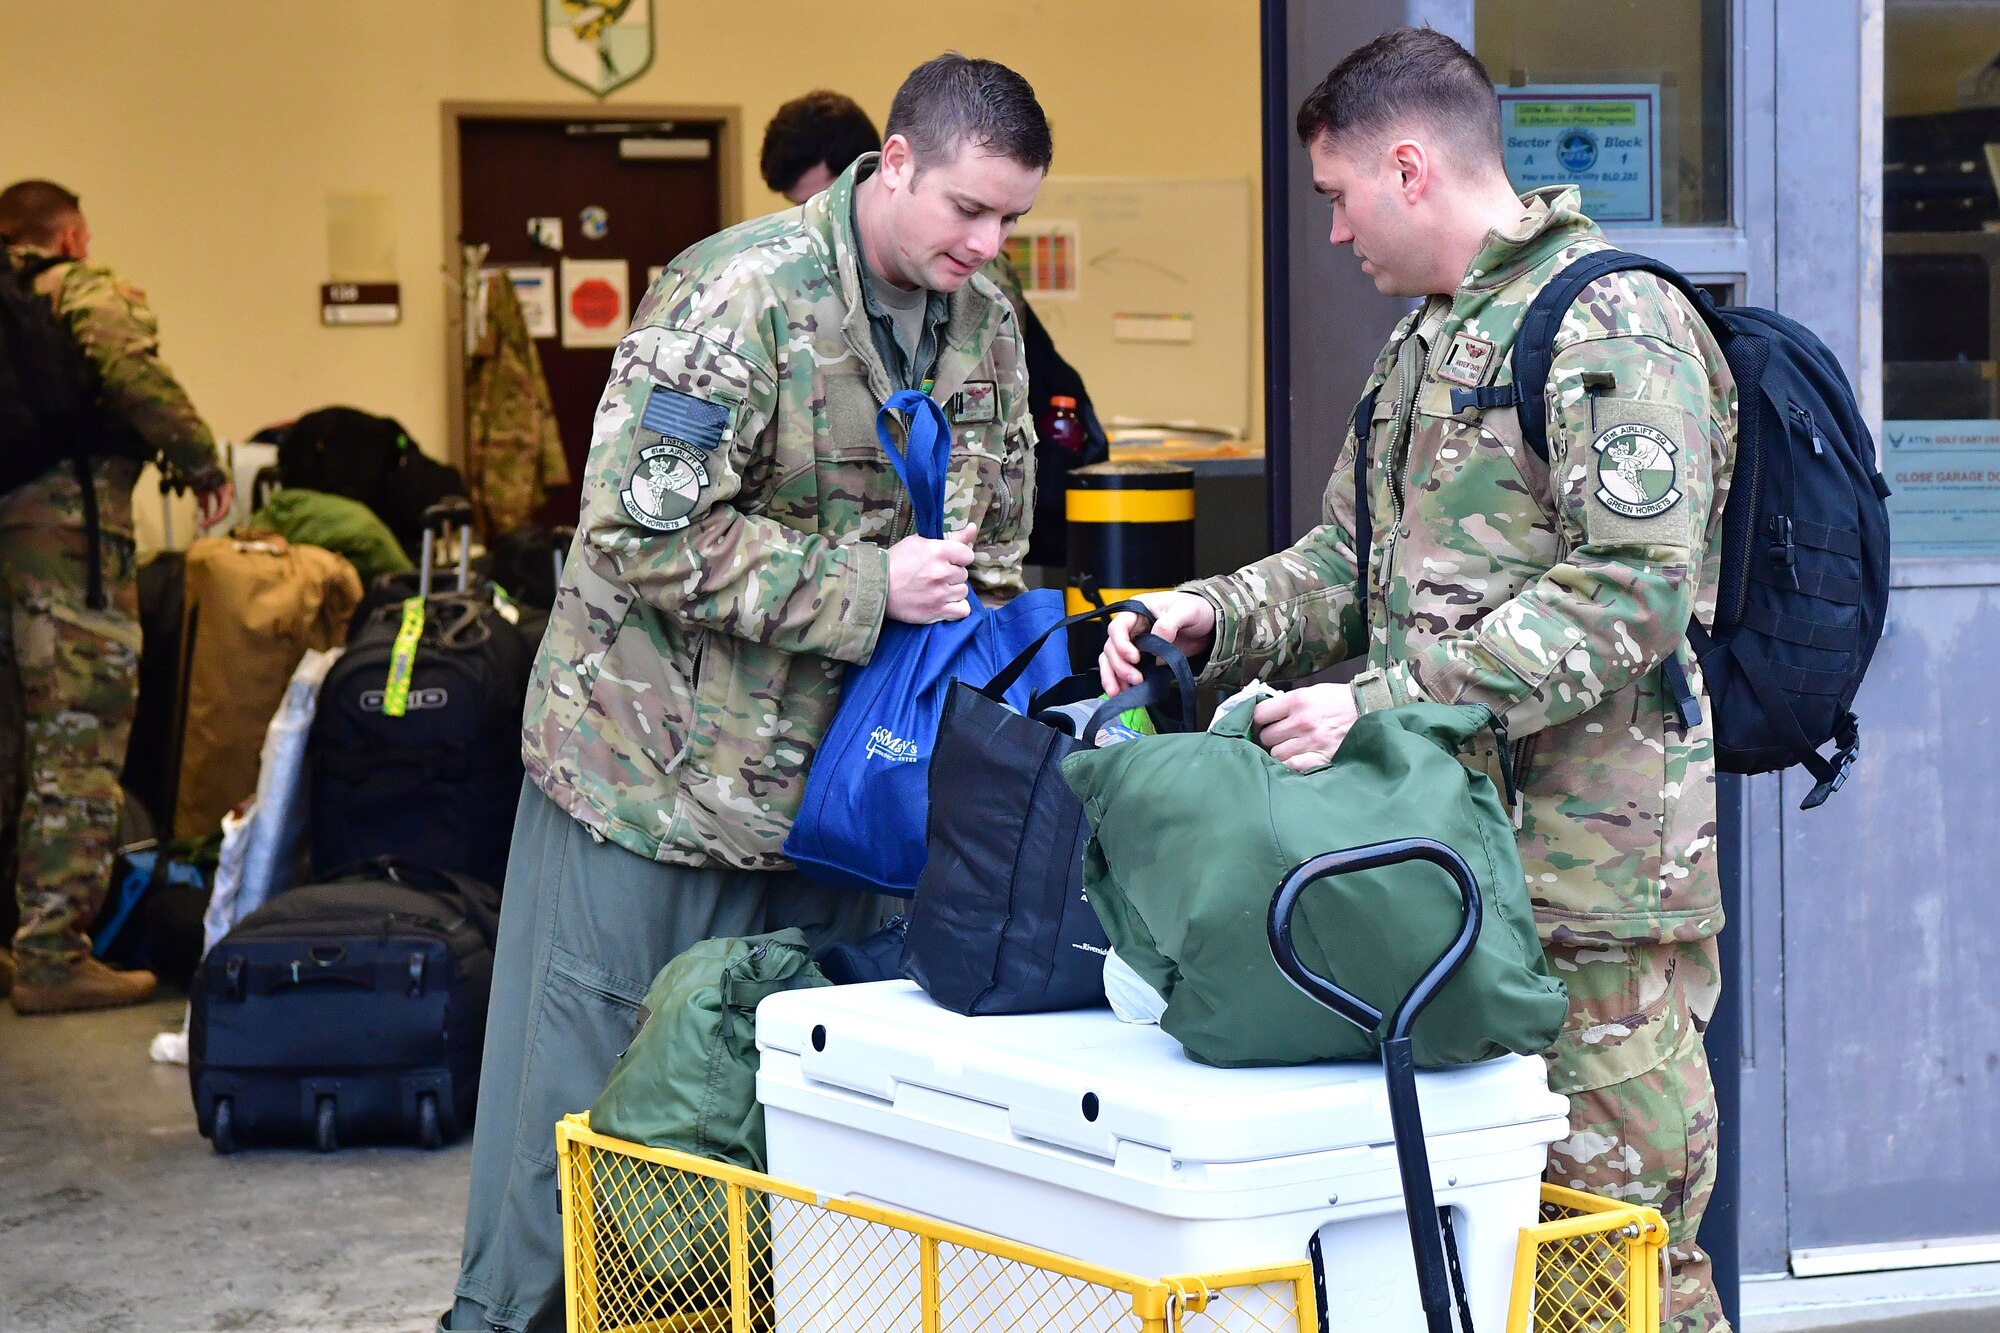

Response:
(1498, 84), (1662, 225)
(560, 259), (629, 348)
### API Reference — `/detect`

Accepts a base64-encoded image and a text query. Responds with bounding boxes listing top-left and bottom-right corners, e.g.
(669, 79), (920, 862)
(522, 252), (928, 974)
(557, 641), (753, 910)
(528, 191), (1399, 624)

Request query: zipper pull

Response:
(1488, 715), (1522, 822)
(1791, 403), (1826, 457)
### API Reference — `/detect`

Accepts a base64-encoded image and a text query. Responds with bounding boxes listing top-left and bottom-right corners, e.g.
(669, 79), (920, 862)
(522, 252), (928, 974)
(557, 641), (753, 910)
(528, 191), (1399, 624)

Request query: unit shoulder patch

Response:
(1579, 398), (1695, 547)
(620, 439), (711, 533)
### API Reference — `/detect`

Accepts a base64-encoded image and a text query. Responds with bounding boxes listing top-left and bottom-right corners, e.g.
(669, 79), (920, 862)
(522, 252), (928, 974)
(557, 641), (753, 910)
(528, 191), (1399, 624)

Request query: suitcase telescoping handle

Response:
(1267, 837), (1485, 1333)
(418, 497), (477, 599)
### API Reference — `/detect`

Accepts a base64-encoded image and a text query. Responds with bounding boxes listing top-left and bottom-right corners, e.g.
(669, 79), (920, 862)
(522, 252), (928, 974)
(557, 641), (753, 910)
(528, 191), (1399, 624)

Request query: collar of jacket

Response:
(803, 152), (1004, 407)
(1455, 185), (1598, 298)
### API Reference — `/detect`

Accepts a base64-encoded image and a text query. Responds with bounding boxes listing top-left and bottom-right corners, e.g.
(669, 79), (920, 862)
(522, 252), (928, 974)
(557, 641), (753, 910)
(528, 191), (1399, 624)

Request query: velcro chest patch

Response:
(1437, 331), (1496, 388)
(1581, 398), (1695, 547)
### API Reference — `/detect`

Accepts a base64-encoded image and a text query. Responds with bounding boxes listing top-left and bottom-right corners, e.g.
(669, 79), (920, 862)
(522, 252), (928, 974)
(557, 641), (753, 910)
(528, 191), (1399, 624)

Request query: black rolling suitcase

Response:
(1266, 838), (1494, 1333)
(311, 499), (531, 886)
(190, 857), (499, 1153)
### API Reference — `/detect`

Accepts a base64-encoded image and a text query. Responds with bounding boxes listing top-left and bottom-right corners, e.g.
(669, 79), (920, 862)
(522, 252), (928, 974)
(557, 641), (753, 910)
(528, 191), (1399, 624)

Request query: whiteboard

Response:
(1018, 177), (1253, 439)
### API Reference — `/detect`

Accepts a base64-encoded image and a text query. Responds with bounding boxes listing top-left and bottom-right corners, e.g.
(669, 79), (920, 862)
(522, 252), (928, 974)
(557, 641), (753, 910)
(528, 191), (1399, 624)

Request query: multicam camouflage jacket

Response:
(1, 245), (222, 535)
(1189, 187), (1737, 945)
(523, 156), (1035, 868)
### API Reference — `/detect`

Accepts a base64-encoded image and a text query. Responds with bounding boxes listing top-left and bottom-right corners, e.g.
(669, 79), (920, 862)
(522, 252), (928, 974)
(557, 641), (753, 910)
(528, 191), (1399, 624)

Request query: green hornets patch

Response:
(621, 440), (710, 533)
(1581, 399), (1694, 547)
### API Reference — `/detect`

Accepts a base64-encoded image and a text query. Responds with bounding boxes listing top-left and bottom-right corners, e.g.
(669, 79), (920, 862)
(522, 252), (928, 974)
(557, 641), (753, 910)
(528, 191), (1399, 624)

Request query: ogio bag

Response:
(1062, 702), (1568, 1069)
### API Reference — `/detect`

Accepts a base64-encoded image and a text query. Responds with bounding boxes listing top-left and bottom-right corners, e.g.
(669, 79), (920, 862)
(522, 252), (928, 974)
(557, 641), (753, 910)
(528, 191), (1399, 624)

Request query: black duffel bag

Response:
(905, 602), (1194, 1015)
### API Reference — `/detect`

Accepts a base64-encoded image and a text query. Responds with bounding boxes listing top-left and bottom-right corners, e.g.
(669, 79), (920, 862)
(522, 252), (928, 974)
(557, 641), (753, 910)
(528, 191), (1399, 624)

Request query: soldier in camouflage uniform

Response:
(443, 56), (1050, 1333)
(1102, 32), (1735, 1333)
(0, 180), (230, 1014)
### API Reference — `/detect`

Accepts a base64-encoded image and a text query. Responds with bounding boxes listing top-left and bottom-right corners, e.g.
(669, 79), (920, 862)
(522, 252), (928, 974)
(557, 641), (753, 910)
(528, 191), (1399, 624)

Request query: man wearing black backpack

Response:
(1105, 31), (1747, 1332)
(0, 179), (231, 1015)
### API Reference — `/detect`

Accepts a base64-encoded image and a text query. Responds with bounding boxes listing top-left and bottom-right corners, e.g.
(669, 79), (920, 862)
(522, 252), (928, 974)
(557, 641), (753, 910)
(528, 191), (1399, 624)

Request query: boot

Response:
(11, 956), (158, 1015)
(0, 948), (13, 998)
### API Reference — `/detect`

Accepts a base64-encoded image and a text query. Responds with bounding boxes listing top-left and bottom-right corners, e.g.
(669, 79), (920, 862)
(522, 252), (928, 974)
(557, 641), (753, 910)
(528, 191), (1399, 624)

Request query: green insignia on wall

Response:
(544, 0), (654, 98)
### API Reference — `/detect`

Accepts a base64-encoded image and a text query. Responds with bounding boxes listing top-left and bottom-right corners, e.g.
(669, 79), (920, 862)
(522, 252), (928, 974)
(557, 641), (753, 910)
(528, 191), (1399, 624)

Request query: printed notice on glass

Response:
(1883, 419), (2000, 557)
(1498, 85), (1661, 225)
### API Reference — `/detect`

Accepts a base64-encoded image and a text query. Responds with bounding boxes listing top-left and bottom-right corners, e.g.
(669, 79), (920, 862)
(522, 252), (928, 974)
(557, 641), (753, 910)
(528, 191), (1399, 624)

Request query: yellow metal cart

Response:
(558, 1114), (1667, 1333)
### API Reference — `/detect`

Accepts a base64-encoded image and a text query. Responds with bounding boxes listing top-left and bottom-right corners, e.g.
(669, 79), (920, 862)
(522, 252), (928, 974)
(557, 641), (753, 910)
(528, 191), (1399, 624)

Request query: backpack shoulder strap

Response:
(1511, 248), (1727, 463)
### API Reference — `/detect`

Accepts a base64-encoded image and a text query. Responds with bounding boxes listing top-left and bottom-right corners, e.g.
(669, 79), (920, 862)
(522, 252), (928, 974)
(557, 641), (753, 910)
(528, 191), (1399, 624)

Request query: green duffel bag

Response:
(250, 488), (413, 586)
(588, 930), (829, 1296)
(1061, 701), (1567, 1069)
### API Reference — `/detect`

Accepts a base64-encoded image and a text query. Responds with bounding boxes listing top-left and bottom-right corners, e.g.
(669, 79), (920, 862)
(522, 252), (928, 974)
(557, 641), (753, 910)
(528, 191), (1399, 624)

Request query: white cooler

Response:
(757, 981), (1571, 1333)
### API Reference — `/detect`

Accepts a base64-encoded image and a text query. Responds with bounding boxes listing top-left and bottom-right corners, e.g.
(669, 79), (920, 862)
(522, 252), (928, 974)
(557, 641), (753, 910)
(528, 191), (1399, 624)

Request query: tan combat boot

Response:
(11, 956), (158, 1015)
(0, 948), (13, 998)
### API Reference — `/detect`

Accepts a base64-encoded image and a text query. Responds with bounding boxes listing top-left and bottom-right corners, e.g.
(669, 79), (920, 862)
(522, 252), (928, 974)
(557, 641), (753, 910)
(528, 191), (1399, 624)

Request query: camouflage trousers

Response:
(0, 519), (141, 982)
(1541, 937), (1726, 1333)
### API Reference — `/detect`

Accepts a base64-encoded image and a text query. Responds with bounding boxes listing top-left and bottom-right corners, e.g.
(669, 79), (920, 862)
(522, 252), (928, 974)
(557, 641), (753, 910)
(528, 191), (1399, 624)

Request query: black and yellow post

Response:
(1065, 460), (1195, 664)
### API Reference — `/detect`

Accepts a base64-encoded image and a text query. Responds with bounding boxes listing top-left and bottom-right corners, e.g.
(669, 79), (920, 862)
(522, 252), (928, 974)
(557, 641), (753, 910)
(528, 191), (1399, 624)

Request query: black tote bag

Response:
(905, 601), (1195, 1015)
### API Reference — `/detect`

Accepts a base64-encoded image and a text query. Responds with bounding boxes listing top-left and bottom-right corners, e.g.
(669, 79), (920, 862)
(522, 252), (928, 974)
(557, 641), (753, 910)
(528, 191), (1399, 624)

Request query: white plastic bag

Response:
(1104, 947), (1169, 1025)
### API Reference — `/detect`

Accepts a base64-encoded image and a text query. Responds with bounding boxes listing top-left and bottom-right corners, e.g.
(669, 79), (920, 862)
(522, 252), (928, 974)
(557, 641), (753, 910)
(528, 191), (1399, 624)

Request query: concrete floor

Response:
(3, 985), (1996, 1333)
(0, 988), (467, 1333)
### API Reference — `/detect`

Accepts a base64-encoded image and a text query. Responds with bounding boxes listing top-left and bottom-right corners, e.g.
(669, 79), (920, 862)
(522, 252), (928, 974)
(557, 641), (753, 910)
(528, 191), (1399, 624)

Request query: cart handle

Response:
(1266, 836), (1487, 1333)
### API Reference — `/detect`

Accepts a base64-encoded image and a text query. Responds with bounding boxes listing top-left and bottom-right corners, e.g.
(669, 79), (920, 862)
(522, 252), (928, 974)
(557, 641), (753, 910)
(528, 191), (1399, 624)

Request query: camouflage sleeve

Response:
(1180, 318), (1414, 685)
(1351, 276), (1722, 736)
(580, 323), (887, 664)
(57, 263), (220, 484)
(972, 310), (1034, 603)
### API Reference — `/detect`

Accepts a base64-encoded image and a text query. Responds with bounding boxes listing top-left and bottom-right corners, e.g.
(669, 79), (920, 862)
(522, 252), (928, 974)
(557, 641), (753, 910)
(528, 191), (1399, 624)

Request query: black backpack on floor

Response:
(1501, 250), (1893, 809)
(190, 858), (499, 1153)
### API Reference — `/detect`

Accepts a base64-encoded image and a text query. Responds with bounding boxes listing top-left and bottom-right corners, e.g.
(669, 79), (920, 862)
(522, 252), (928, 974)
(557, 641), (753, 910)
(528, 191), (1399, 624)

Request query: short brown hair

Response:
(886, 54), (1052, 173)
(1295, 28), (1502, 172)
(0, 180), (82, 247)
(760, 91), (881, 195)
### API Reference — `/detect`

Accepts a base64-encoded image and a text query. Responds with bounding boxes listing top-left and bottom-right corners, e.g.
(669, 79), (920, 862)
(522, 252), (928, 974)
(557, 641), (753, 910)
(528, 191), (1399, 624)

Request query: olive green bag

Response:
(587, 930), (829, 1292)
(1061, 702), (1567, 1069)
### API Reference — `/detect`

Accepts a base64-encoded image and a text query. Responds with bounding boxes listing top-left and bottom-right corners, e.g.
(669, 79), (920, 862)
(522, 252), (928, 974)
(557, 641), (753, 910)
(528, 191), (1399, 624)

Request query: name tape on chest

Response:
(1437, 332), (1496, 388)
(948, 380), (999, 424)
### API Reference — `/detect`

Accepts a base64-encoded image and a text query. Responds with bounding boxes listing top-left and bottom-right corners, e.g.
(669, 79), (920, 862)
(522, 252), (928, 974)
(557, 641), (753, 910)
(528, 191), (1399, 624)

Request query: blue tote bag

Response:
(783, 390), (1070, 895)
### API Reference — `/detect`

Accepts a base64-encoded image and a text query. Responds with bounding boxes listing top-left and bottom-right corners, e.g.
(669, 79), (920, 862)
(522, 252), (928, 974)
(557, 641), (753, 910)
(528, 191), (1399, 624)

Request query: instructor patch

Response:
(620, 440), (710, 533)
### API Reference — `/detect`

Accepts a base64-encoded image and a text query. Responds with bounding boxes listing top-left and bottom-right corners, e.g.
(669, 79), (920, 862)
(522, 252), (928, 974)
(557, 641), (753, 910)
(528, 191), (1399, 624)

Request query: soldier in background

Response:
(0, 179), (231, 1014)
(760, 85), (1109, 569)
(442, 55), (1049, 1333)
(1101, 30), (1736, 1333)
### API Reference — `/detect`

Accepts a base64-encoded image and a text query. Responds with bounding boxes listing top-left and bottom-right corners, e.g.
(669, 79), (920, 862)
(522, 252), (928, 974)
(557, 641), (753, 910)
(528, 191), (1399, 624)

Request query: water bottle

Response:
(1039, 395), (1087, 455)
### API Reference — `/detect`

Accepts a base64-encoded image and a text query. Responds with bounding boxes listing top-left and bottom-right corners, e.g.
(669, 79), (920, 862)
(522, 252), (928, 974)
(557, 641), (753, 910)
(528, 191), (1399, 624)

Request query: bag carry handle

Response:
(322, 855), (501, 948)
(983, 597), (1157, 700)
(1069, 633), (1197, 742)
(876, 389), (953, 541)
(1267, 838), (1486, 1333)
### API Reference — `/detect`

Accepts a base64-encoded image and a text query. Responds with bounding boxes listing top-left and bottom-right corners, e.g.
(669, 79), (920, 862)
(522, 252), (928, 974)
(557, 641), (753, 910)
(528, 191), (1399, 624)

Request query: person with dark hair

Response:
(0, 180), (230, 1013)
(439, 53), (1051, 1333)
(760, 89), (882, 204)
(1101, 27), (1736, 1333)
(760, 76), (1108, 567)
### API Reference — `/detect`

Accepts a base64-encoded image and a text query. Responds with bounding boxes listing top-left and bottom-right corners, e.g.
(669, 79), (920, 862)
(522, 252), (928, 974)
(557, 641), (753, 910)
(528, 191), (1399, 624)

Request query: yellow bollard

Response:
(1065, 460), (1196, 617)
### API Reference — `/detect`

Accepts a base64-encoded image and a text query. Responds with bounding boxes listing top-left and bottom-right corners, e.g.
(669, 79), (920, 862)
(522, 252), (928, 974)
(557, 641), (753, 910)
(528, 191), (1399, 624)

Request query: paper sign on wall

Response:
(1498, 84), (1662, 225)
(482, 265), (557, 339)
(561, 258), (629, 348)
(1883, 419), (2000, 557)
(1002, 222), (1080, 297)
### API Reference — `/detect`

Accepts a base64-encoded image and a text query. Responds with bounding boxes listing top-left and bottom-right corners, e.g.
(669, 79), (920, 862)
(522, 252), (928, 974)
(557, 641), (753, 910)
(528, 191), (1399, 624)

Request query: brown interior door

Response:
(458, 116), (724, 526)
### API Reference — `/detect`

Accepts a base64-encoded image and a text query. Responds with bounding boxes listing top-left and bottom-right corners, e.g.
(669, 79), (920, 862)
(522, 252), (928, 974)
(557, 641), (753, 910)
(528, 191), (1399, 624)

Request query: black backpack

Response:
(0, 253), (160, 605)
(1501, 251), (1894, 809)
(0, 253), (96, 494)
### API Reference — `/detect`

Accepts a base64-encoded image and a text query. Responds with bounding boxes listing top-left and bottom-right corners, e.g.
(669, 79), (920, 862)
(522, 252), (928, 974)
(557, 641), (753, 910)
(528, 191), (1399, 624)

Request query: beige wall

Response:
(1, 2), (1261, 460)
(1886, 4), (2000, 116)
